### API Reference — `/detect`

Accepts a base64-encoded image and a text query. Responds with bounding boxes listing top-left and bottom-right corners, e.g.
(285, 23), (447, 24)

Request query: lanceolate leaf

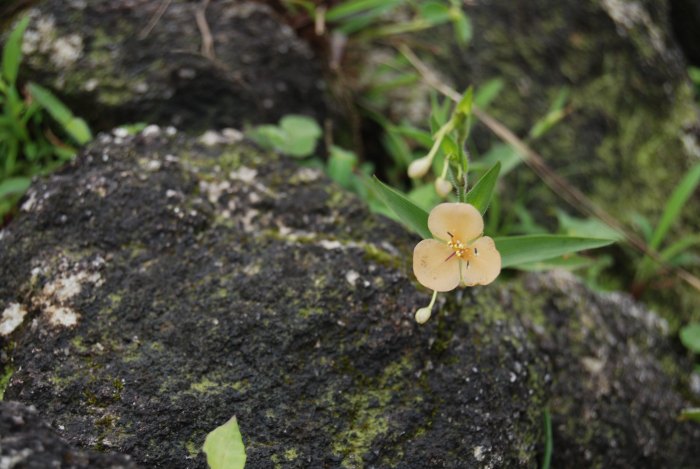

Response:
(202, 416), (246, 469)
(371, 176), (431, 239)
(650, 163), (700, 251)
(2, 16), (30, 84)
(494, 235), (615, 268)
(466, 161), (500, 214)
(0, 177), (31, 199)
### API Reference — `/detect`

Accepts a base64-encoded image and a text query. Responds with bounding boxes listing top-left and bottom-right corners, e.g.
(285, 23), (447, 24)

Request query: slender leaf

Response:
(541, 409), (552, 469)
(650, 163), (700, 250)
(659, 234), (700, 263)
(203, 416), (246, 469)
(510, 254), (595, 272)
(370, 176), (431, 239)
(0, 177), (30, 199)
(451, 10), (472, 46)
(326, 0), (401, 21)
(64, 117), (92, 144)
(2, 16), (30, 84)
(466, 161), (500, 214)
(474, 79), (504, 109)
(494, 235), (615, 268)
(27, 83), (72, 125)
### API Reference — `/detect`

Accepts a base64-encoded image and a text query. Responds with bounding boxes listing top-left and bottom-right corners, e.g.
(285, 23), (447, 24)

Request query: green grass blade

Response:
(2, 16), (30, 84)
(649, 163), (700, 251)
(370, 176), (431, 239)
(202, 416), (246, 469)
(541, 408), (552, 469)
(494, 235), (615, 268)
(466, 161), (500, 214)
(326, 0), (401, 21)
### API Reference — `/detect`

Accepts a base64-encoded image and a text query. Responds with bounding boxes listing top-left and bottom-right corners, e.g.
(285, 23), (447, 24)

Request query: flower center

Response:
(446, 232), (478, 261)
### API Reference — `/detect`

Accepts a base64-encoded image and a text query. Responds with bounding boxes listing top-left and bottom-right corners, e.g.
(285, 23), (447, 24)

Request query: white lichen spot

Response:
(83, 78), (99, 91)
(0, 303), (28, 336)
(51, 34), (84, 68)
(318, 240), (343, 250)
(229, 167), (258, 183)
(199, 180), (231, 204)
(20, 190), (38, 212)
(142, 125), (162, 138)
(582, 356), (605, 374)
(198, 129), (243, 146)
(46, 305), (79, 327)
(345, 270), (360, 287)
(42, 271), (101, 302)
(473, 446), (485, 462)
(294, 167), (321, 183)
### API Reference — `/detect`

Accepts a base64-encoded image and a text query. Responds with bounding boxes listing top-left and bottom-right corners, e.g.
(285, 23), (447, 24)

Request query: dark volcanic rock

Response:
(9, 0), (327, 131)
(0, 400), (137, 468)
(0, 130), (698, 467)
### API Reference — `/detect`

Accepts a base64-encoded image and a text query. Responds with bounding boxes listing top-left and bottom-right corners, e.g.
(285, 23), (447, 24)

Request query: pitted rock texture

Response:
(8, 0), (327, 131)
(0, 400), (138, 468)
(0, 129), (698, 468)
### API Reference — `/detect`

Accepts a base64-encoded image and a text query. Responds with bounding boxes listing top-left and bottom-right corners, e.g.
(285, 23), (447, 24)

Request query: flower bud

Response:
(408, 156), (433, 179)
(435, 177), (453, 197)
(414, 306), (432, 324)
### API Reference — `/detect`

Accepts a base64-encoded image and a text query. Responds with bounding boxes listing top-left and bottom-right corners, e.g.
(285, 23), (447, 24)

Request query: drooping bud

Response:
(435, 177), (453, 197)
(408, 156), (433, 179)
(414, 306), (432, 324)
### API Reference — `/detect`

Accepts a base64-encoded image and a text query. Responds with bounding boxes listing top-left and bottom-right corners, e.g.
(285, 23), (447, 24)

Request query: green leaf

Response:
(370, 176), (431, 239)
(509, 254), (596, 272)
(474, 79), (504, 109)
(480, 143), (523, 176)
(650, 163), (700, 251)
(679, 407), (700, 423)
(465, 161), (500, 214)
(2, 16), (30, 84)
(27, 83), (73, 125)
(419, 1), (451, 24)
(451, 10), (472, 46)
(203, 416), (246, 469)
(326, 0), (401, 21)
(64, 117), (92, 144)
(541, 408), (552, 469)
(456, 87), (474, 116)
(556, 210), (623, 241)
(494, 235), (615, 268)
(327, 145), (357, 189)
(408, 183), (440, 212)
(680, 323), (700, 354)
(249, 124), (287, 150)
(0, 177), (30, 199)
(659, 234), (700, 264)
(279, 115), (322, 157)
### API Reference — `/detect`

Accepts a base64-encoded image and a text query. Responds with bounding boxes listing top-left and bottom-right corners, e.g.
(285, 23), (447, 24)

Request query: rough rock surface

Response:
(0, 400), (138, 468)
(444, 0), (700, 230)
(9, 0), (327, 130)
(0, 130), (698, 468)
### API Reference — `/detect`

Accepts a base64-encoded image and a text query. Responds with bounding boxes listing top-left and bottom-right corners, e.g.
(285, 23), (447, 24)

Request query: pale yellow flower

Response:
(413, 203), (501, 291)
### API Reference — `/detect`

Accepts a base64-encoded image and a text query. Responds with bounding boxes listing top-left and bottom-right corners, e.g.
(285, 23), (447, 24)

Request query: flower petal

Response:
(413, 239), (461, 292)
(428, 203), (483, 242)
(461, 236), (501, 286)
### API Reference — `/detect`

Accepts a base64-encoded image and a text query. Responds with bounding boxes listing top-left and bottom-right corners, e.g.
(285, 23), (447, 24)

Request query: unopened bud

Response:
(414, 307), (432, 324)
(435, 177), (453, 197)
(408, 156), (433, 179)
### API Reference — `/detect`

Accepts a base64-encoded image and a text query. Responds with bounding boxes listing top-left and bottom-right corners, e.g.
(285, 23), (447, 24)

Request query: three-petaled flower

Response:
(413, 203), (501, 292)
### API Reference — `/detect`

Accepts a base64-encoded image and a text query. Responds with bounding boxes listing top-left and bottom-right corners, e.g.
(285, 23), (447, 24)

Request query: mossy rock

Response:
(4, 0), (327, 131)
(0, 130), (698, 467)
